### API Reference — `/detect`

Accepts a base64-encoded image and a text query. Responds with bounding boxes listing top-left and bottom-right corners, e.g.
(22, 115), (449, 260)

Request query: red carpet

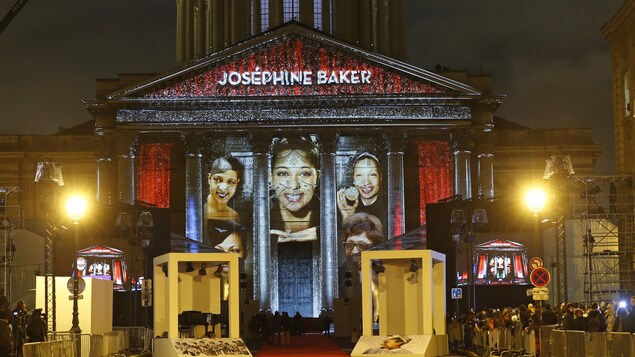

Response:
(255, 334), (350, 357)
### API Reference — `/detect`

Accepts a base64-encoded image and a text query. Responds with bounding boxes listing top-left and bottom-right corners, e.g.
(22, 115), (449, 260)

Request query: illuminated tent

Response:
(473, 239), (528, 285)
(77, 245), (127, 290)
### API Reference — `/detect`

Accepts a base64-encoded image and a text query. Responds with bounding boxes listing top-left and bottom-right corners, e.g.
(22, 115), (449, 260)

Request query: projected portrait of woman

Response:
(269, 136), (320, 242)
(342, 212), (383, 256)
(269, 135), (320, 316)
(204, 155), (245, 257)
(337, 152), (382, 221)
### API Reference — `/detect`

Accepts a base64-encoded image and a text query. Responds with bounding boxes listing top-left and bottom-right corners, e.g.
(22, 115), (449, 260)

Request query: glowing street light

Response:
(66, 195), (87, 357)
(525, 188), (547, 216)
(66, 196), (87, 222)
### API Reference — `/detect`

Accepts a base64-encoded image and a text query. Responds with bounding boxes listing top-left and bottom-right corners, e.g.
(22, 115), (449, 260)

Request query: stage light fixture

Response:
(185, 262), (195, 272)
(198, 263), (207, 276)
(409, 259), (419, 273)
(372, 260), (385, 274)
(213, 264), (224, 278)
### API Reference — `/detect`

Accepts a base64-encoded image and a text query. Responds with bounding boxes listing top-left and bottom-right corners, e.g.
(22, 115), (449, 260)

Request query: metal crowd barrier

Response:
(539, 324), (558, 357)
(459, 322), (635, 357)
(23, 339), (75, 357)
(50, 332), (92, 357)
(24, 329), (156, 357)
(467, 326), (535, 356)
(112, 326), (153, 352)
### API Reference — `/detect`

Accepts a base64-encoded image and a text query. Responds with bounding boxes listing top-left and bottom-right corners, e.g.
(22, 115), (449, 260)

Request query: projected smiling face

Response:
(208, 170), (239, 205)
(353, 157), (380, 203)
(271, 149), (318, 212)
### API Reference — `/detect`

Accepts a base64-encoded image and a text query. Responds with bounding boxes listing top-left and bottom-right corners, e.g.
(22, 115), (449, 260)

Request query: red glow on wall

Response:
(417, 141), (453, 225)
(136, 143), (172, 208)
(146, 38), (444, 98)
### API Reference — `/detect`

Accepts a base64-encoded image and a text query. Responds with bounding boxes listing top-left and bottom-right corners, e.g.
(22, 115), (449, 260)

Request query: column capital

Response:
(382, 130), (406, 153)
(317, 131), (339, 154)
(95, 135), (115, 162)
(450, 130), (474, 152)
(181, 132), (203, 157)
(250, 132), (273, 154)
(116, 132), (138, 159)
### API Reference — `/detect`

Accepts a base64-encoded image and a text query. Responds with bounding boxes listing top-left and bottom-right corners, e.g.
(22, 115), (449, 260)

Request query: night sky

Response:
(0, 0), (624, 173)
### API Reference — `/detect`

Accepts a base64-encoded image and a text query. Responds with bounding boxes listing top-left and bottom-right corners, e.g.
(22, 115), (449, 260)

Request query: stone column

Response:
(96, 135), (115, 204)
(453, 133), (472, 200)
(116, 133), (137, 205)
(478, 153), (494, 199)
(319, 131), (338, 311)
(251, 134), (272, 310)
(176, 0), (186, 64)
(384, 131), (406, 238)
(183, 133), (203, 241)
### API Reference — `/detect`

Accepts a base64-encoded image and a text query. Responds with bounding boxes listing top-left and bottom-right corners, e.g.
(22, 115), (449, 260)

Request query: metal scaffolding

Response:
(0, 187), (22, 301)
(572, 176), (635, 303)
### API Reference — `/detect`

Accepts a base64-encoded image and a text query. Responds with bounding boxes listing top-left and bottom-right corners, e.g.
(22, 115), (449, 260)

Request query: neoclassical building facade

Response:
(84, 23), (500, 315)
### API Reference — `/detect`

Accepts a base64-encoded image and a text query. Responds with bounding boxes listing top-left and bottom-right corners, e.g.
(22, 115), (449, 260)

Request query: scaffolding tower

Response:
(0, 187), (22, 301)
(572, 176), (635, 303)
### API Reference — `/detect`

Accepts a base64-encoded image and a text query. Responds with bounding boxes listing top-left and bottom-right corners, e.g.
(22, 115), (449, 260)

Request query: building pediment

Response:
(107, 22), (481, 100)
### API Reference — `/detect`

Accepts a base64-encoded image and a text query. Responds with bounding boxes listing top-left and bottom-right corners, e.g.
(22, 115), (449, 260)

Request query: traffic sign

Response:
(529, 257), (543, 271)
(451, 288), (462, 299)
(532, 287), (549, 301)
(67, 277), (86, 294)
(530, 267), (551, 287)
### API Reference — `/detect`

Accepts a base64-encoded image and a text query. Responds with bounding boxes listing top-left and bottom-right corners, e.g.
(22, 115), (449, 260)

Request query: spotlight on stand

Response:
(240, 272), (247, 291)
(344, 270), (352, 287)
(198, 263), (207, 276)
(185, 262), (195, 273)
(372, 260), (385, 274)
(213, 264), (223, 278)
(409, 259), (419, 273)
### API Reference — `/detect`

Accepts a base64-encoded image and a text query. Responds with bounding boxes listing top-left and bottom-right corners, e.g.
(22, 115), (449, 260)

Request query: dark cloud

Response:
(0, 0), (621, 173)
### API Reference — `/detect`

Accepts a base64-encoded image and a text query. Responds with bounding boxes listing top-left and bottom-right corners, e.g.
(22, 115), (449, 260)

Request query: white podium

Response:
(352, 249), (448, 357)
(35, 276), (113, 334)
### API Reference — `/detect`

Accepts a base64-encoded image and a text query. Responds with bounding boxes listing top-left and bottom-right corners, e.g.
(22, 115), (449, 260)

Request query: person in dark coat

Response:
(25, 309), (46, 342)
(612, 306), (633, 332)
(541, 304), (558, 325)
(586, 303), (607, 332)
(573, 308), (588, 331)
(560, 304), (575, 330)
(0, 309), (13, 357)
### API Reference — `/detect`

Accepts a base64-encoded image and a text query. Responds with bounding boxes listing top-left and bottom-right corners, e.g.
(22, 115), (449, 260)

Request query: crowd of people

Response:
(447, 295), (635, 355)
(247, 310), (308, 346)
(0, 296), (47, 357)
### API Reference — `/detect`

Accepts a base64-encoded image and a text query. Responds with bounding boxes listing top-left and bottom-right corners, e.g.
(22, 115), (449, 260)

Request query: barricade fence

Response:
(23, 328), (152, 357)
(457, 323), (635, 357)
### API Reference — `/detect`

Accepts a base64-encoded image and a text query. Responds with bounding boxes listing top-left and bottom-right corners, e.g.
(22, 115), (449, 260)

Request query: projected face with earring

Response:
(269, 136), (320, 243)
(271, 149), (318, 212)
(204, 155), (246, 257)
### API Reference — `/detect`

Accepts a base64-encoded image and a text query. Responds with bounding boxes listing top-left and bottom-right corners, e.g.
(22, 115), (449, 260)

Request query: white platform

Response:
(35, 276), (113, 334)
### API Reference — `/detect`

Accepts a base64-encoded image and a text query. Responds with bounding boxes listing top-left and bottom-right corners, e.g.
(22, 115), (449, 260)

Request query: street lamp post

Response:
(115, 210), (153, 328)
(450, 203), (488, 313)
(66, 196), (87, 357)
(526, 188), (547, 258)
(526, 187), (547, 323)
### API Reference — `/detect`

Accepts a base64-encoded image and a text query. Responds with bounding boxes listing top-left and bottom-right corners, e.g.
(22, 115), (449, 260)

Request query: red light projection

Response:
(417, 141), (452, 225)
(136, 143), (172, 208)
(145, 39), (444, 97)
